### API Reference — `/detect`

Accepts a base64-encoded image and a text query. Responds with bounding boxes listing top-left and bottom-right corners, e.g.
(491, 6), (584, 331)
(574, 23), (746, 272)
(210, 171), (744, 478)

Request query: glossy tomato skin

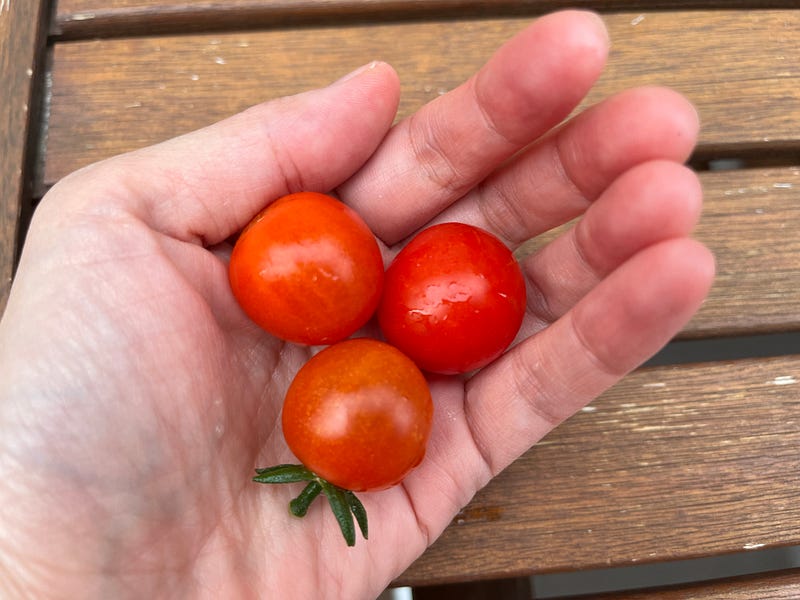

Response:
(228, 192), (384, 345)
(282, 338), (433, 492)
(378, 222), (526, 374)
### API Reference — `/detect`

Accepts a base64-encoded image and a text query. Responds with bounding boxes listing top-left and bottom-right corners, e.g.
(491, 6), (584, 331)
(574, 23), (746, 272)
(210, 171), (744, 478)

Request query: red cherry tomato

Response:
(281, 338), (433, 492)
(378, 222), (526, 374)
(228, 192), (384, 345)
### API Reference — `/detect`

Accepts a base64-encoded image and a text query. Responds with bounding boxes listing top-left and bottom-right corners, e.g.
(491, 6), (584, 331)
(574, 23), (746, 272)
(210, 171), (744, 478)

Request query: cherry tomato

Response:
(378, 222), (526, 374)
(228, 192), (384, 345)
(281, 338), (433, 492)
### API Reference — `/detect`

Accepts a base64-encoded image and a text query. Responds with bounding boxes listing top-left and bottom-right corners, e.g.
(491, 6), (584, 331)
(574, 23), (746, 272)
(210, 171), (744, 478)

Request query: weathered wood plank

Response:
(691, 167), (800, 337)
(0, 0), (50, 315)
(43, 11), (800, 186)
(51, 0), (800, 40)
(397, 355), (800, 586)
(522, 166), (800, 338)
(593, 568), (800, 599)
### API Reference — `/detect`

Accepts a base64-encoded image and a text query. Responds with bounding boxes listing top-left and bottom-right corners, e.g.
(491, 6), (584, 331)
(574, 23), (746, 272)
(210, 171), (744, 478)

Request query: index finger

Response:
(338, 10), (609, 245)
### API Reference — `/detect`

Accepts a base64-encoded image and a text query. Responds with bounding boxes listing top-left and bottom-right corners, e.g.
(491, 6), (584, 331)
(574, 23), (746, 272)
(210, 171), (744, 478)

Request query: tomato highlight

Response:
(378, 222), (526, 374)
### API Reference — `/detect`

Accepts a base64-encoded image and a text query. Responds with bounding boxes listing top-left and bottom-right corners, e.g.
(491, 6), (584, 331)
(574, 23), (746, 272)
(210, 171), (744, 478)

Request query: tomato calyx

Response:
(253, 464), (368, 547)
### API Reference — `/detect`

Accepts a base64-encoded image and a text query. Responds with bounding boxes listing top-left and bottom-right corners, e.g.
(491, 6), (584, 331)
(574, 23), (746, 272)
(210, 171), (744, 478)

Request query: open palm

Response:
(0, 11), (713, 599)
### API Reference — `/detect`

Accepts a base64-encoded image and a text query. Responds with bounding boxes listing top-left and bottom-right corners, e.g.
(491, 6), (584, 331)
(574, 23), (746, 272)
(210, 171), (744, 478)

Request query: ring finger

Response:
(519, 159), (703, 336)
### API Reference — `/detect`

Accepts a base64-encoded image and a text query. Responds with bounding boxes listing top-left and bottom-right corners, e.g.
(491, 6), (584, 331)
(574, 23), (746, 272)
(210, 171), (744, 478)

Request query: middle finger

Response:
(436, 86), (701, 247)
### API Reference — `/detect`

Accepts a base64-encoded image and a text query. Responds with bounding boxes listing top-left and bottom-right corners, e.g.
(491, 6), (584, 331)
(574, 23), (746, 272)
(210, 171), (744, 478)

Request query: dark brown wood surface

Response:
(526, 167), (800, 338)
(50, 0), (800, 40)
(44, 10), (800, 188)
(0, 0), (50, 314)
(397, 354), (800, 585)
(692, 167), (800, 337)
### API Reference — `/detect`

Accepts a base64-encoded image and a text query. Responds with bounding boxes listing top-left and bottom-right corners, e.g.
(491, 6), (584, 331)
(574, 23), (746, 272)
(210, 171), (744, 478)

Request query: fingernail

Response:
(332, 61), (381, 86)
(583, 10), (610, 46)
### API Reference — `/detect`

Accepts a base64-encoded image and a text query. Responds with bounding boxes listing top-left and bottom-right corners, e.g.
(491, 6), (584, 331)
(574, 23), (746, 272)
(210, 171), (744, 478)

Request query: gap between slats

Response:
(532, 554), (800, 598)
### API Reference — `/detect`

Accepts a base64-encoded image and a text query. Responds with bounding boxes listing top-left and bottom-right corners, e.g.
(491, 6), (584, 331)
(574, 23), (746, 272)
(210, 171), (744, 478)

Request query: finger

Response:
(522, 160), (703, 332)
(338, 10), (609, 244)
(464, 238), (715, 474)
(437, 86), (700, 246)
(47, 62), (401, 246)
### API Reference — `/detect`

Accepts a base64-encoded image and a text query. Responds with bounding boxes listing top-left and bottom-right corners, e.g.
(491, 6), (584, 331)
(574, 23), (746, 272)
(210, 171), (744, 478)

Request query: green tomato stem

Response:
(289, 481), (323, 517)
(253, 464), (315, 483)
(253, 464), (369, 547)
(345, 490), (368, 540)
(319, 479), (356, 547)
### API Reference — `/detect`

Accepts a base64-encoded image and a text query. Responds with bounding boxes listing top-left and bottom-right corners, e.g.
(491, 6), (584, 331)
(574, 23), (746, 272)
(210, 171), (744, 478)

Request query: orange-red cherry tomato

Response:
(378, 222), (526, 374)
(281, 338), (433, 492)
(228, 192), (384, 345)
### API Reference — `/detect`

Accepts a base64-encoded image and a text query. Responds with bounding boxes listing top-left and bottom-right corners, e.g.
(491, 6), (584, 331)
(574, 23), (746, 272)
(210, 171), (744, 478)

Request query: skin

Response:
(0, 10), (714, 600)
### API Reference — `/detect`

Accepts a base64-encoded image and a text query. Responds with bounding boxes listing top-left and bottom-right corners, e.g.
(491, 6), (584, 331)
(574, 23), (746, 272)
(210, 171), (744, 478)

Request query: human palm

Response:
(0, 11), (713, 599)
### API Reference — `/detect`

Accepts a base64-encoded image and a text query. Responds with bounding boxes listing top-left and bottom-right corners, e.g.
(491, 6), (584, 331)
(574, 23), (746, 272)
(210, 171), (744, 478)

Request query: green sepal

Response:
(345, 491), (368, 540)
(319, 479), (356, 547)
(289, 481), (323, 517)
(252, 463), (369, 546)
(253, 464), (315, 484)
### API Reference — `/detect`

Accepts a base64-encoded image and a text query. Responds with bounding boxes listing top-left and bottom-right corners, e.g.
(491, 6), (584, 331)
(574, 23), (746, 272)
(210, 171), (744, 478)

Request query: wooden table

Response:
(3, 1), (800, 597)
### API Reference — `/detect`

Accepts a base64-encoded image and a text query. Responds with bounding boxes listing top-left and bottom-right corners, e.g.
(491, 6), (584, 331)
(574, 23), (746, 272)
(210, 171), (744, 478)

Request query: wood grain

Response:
(51, 0), (800, 40)
(690, 167), (800, 337)
(594, 568), (800, 599)
(44, 11), (800, 187)
(397, 354), (800, 586)
(522, 166), (800, 338)
(0, 0), (50, 315)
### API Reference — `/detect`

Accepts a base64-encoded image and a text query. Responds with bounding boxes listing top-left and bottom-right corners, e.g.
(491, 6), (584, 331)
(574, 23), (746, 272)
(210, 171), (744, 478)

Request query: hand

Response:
(0, 10), (713, 599)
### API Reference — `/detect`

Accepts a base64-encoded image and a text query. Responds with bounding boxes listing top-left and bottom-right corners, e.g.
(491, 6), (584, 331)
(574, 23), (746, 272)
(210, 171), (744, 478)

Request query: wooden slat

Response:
(44, 11), (800, 185)
(397, 354), (800, 586)
(50, 1), (800, 40)
(592, 568), (800, 599)
(524, 166), (800, 338)
(691, 167), (800, 337)
(55, 0), (800, 8)
(0, 0), (50, 315)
